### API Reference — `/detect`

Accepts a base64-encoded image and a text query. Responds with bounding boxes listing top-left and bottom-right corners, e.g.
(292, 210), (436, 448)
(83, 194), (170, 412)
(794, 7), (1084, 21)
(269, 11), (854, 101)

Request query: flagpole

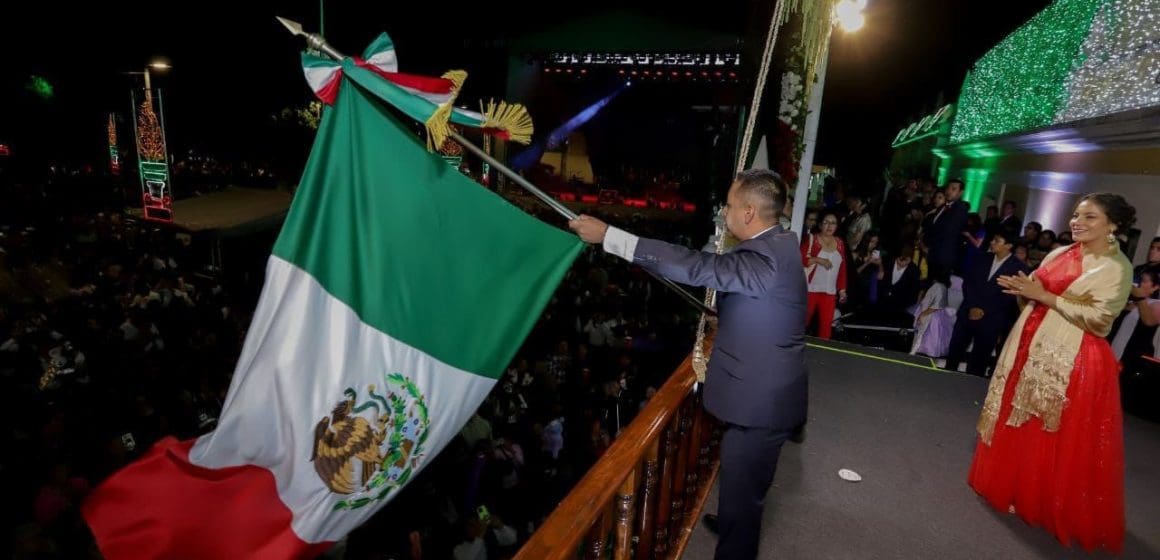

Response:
(277, 17), (714, 316)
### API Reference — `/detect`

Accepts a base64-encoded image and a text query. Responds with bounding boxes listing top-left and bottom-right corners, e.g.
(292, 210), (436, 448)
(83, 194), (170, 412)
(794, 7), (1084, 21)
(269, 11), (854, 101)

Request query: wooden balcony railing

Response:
(515, 340), (721, 560)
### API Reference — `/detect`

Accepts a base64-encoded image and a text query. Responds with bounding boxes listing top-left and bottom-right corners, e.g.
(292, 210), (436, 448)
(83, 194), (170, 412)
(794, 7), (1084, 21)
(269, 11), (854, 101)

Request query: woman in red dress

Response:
(969, 193), (1134, 554)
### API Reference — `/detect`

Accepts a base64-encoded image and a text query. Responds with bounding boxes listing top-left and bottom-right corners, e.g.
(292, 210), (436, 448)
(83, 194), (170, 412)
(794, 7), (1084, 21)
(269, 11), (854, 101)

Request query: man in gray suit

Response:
(569, 169), (808, 560)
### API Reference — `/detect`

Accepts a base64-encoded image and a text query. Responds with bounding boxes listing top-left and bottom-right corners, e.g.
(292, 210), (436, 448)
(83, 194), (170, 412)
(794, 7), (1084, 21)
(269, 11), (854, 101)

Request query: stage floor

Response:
(683, 340), (1160, 559)
(127, 187), (293, 235)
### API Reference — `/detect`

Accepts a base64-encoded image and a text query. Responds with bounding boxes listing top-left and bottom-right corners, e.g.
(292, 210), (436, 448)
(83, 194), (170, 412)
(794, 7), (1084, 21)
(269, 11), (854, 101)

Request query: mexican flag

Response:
(81, 57), (582, 558)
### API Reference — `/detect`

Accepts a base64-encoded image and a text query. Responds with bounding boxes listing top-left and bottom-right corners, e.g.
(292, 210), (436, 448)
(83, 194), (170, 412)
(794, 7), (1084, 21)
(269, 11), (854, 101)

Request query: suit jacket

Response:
(958, 254), (1030, 328)
(633, 227), (808, 430)
(923, 200), (969, 268)
(998, 214), (1022, 235)
(879, 260), (921, 310)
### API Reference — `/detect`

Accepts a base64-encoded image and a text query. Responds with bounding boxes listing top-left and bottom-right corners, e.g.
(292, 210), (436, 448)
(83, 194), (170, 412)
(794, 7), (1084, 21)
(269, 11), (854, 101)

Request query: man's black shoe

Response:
(702, 513), (719, 535)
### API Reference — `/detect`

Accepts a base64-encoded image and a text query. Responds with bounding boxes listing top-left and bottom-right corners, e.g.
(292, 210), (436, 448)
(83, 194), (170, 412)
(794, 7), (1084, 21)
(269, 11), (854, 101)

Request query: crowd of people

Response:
(792, 176), (1160, 400)
(0, 172), (706, 559)
(4, 165), (1156, 558)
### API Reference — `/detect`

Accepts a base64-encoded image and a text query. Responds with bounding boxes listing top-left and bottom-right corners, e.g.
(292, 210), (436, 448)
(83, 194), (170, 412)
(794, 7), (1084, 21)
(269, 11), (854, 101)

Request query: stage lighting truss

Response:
(541, 52), (742, 82)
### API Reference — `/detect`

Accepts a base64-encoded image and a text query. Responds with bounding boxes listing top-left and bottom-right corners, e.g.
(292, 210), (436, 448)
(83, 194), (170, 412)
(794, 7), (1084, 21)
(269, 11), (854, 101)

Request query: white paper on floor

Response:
(838, 468), (862, 482)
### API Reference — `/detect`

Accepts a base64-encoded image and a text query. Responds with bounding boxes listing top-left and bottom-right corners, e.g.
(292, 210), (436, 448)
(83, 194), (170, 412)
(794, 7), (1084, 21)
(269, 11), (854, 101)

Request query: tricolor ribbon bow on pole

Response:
(280, 16), (714, 316)
(300, 30), (533, 150)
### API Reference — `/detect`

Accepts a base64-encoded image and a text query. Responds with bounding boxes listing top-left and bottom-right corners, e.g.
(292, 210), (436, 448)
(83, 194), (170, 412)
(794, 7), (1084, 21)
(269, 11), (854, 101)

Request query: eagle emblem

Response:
(311, 373), (430, 511)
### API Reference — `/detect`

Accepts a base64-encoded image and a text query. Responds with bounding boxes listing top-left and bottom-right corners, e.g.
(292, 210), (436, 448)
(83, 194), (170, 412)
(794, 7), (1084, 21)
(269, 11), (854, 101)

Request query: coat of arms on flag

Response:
(312, 373), (430, 511)
(81, 27), (581, 560)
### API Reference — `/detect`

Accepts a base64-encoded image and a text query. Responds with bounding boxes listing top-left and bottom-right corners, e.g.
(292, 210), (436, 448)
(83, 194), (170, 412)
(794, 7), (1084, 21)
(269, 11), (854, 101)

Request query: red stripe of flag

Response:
(82, 437), (334, 560)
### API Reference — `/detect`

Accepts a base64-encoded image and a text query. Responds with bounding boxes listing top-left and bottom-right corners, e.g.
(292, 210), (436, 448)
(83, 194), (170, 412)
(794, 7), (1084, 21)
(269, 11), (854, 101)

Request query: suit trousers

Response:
(806, 292), (837, 339)
(715, 423), (792, 560)
(945, 316), (1004, 376)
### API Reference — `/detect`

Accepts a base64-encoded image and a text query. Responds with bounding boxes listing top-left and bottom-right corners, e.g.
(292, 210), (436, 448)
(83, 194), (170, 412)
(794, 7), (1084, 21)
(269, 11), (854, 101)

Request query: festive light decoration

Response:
(778, 0), (841, 99)
(108, 113), (121, 175)
(545, 52), (740, 66)
(1059, 0), (1160, 122)
(136, 100), (166, 162)
(438, 136), (463, 157)
(950, 0), (1103, 143)
(26, 75), (54, 99)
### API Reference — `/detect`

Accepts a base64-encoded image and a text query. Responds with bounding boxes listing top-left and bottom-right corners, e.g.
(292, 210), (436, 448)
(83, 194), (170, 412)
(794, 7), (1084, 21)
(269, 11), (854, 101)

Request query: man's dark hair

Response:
(946, 178), (965, 190)
(1003, 200), (1016, 211)
(991, 229), (1015, 247)
(735, 169), (788, 222)
(1139, 265), (1160, 298)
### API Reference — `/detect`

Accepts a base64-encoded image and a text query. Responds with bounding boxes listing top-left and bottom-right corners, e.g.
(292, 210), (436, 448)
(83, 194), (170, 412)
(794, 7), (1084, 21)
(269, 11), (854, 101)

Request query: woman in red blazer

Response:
(800, 212), (848, 338)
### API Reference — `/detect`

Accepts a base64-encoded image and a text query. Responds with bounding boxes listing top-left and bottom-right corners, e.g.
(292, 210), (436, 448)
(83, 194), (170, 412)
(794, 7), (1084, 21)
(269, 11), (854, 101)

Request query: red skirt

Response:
(968, 307), (1125, 554)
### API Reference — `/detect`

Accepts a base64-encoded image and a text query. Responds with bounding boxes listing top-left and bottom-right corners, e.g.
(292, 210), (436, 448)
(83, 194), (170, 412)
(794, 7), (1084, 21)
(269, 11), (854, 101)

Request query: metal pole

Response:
(453, 130), (714, 315)
(277, 19), (713, 315)
(451, 130), (576, 218)
(791, 54), (828, 238)
(143, 68), (153, 107)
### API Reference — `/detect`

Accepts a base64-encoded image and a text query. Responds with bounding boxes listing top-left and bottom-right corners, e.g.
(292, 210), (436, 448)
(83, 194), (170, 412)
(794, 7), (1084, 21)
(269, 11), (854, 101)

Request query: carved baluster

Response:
(585, 501), (612, 560)
(653, 422), (679, 558)
(635, 440), (660, 560)
(684, 397), (704, 521)
(698, 408), (714, 481)
(668, 401), (692, 539)
(703, 420), (722, 493)
(613, 470), (636, 560)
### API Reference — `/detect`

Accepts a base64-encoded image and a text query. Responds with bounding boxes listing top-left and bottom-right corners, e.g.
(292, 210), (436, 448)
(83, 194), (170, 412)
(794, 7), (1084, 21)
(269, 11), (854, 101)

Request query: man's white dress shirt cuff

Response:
(602, 226), (639, 262)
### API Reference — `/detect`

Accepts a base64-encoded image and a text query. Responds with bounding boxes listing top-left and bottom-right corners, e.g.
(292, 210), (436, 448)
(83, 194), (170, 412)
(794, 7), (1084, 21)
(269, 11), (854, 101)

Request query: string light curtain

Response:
(950, 0), (1103, 143)
(951, 0), (1160, 143)
(1059, 0), (1160, 122)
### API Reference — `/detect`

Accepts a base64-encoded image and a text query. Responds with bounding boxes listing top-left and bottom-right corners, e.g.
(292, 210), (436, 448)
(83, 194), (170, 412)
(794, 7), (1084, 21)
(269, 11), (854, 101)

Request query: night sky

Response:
(4, 0), (1052, 186)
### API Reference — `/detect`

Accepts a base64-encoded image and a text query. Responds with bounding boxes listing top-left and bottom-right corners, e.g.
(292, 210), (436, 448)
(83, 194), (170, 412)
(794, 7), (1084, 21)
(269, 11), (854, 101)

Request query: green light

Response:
(937, 163), (951, 187)
(961, 143), (1003, 159)
(963, 168), (993, 212)
(950, 0), (1103, 143)
(26, 75), (54, 99)
(892, 104), (955, 148)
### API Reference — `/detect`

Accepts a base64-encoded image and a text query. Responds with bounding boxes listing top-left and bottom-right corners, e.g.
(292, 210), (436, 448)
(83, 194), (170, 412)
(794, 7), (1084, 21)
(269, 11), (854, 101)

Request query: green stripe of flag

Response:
(273, 76), (582, 378)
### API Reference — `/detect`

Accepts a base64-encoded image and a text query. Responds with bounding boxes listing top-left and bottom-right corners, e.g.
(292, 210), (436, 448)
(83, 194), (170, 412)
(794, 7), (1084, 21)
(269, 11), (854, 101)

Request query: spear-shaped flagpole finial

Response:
(275, 17), (345, 61)
(276, 16), (304, 36)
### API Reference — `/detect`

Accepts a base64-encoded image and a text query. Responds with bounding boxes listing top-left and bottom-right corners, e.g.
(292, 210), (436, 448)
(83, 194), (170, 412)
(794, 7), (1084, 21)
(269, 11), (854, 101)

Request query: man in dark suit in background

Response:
(945, 230), (1030, 376)
(873, 245), (922, 327)
(922, 179), (969, 279)
(997, 200), (1022, 237)
(569, 169), (807, 560)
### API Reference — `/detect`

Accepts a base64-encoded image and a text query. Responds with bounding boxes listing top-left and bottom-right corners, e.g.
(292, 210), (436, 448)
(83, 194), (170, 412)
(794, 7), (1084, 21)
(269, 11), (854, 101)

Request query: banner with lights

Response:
(541, 52), (742, 82)
(546, 52), (740, 66)
(130, 89), (173, 223)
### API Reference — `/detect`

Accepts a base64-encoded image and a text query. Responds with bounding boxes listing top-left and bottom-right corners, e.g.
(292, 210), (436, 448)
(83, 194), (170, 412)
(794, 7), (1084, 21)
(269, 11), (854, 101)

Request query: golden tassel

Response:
(480, 99), (534, 145)
(425, 104), (453, 151)
(441, 69), (468, 91)
(424, 70), (469, 151)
